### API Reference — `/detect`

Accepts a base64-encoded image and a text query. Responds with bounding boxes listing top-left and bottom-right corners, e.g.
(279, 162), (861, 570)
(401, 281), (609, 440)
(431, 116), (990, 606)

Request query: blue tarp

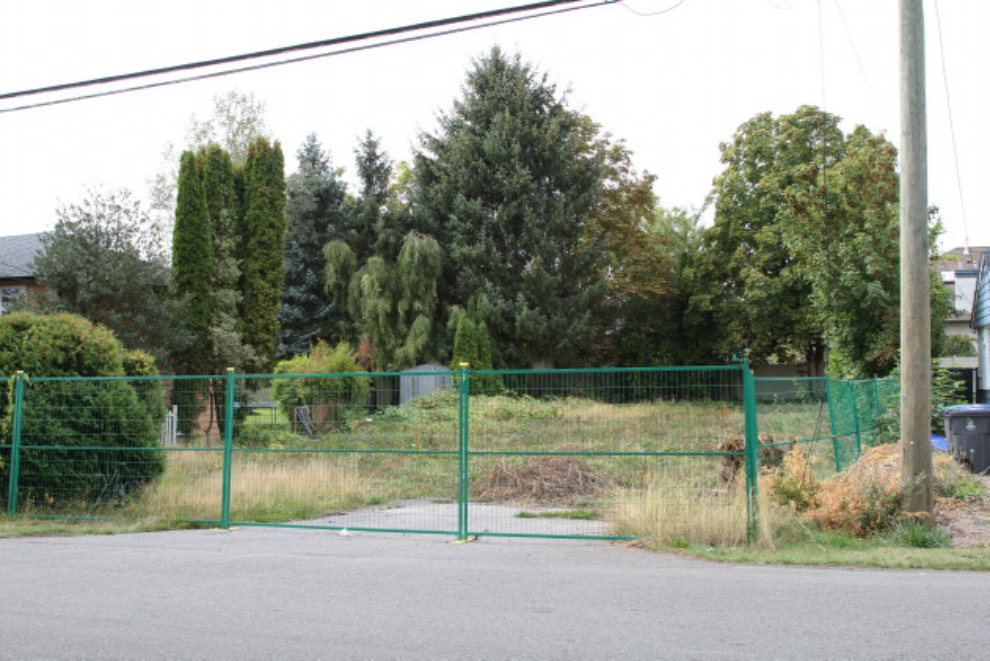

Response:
(931, 433), (948, 452)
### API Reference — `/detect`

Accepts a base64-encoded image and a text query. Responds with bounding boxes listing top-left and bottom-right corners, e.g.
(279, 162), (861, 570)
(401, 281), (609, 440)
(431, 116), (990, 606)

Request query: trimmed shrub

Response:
(270, 342), (370, 431)
(123, 349), (167, 424)
(0, 312), (165, 506)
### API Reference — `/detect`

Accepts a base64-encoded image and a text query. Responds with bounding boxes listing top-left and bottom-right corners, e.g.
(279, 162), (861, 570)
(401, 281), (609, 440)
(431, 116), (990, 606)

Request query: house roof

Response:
(0, 233), (45, 280)
(935, 246), (990, 277)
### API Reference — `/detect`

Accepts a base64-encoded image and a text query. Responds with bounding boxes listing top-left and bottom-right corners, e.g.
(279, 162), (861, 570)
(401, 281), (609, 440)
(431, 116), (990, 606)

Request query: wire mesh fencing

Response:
(465, 367), (750, 539)
(754, 376), (898, 476)
(0, 367), (898, 540)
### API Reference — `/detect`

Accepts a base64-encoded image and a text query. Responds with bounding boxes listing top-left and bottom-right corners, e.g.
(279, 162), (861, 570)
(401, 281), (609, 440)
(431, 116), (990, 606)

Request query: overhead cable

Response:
(1, 1), (611, 105)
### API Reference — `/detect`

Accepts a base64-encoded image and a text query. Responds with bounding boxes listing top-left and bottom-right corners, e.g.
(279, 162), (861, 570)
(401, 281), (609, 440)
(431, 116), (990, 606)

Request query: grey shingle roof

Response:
(0, 233), (45, 279)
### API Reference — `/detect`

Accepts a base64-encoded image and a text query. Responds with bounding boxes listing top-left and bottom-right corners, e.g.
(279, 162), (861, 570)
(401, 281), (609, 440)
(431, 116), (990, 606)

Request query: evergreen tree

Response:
(413, 48), (606, 367)
(200, 145), (253, 371)
(277, 135), (348, 358)
(172, 151), (213, 375)
(449, 294), (501, 392)
(240, 138), (287, 373)
(350, 131), (408, 262)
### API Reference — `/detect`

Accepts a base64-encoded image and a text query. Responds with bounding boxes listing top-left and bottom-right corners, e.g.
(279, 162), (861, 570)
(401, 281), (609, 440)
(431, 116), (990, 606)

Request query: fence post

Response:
(6, 371), (26, 515)
(457, 363), (470, 541)
(874, 378), (883, 416)
(220, 368), (236, 529)
(824, 378), (842, 473)
(741, 362), (759, 540)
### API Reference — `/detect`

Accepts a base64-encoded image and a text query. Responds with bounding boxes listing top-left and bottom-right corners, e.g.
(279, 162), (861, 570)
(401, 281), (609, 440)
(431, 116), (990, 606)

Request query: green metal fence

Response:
(0, 366), (897, 540)
(754, 376), (898, 476)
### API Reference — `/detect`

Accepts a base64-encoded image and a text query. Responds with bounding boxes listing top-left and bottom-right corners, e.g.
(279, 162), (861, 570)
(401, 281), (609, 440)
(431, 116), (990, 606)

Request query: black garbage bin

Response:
(943, 404), (990, 473)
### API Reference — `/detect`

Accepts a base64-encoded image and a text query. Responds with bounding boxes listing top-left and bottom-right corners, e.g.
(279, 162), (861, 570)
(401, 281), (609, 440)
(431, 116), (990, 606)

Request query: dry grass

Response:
(128, 451), (377, 523)
(606, 479), (801, 549)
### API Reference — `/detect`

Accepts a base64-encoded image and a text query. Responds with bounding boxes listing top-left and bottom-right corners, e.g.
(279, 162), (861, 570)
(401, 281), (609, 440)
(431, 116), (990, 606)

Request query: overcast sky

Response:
(1, 0), (987, 251)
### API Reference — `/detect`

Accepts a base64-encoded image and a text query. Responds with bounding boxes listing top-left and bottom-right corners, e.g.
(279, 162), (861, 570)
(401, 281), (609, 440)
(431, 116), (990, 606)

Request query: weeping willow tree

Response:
(324, 231), (441, 371)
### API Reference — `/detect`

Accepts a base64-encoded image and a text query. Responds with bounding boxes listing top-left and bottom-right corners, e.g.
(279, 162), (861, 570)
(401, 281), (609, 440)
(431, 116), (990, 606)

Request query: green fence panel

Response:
(753, 377), (833, 477)
(1, 367), (898, 541)
(463, 366), (747, 540)
(225, 371), (459, 536)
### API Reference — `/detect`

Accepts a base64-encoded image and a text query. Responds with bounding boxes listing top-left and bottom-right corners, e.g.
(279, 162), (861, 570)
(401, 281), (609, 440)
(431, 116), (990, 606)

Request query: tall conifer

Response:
(240, 138), (287, 373)
(278, 135), (347, 358)
(172, 150), (213, 375)
(413, 48), (606, 367)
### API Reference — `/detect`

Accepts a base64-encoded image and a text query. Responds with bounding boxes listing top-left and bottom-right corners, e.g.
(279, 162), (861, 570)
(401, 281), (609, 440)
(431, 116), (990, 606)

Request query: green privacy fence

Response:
(0, 367), (896, 539)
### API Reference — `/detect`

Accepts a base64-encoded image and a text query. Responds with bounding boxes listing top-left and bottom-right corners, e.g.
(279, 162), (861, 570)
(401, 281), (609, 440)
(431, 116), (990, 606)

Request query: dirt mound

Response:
(472, 456), (609, 505)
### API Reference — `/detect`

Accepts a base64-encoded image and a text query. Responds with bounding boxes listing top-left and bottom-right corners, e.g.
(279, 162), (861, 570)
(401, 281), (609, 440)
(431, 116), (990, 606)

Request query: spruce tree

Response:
(413, 48), (606, 367)
(277, 134), (347, 358)
(348, 131), (406, 262)
(240, 138), (287, 373)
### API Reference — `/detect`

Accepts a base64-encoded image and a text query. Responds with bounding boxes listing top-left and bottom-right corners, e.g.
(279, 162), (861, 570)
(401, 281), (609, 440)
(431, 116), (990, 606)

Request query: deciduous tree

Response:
(32, 188), (192, 367)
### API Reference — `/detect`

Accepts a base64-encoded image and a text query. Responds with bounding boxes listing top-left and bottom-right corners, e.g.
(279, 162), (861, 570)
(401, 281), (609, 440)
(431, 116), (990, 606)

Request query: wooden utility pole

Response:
(900, 0), (933, 514)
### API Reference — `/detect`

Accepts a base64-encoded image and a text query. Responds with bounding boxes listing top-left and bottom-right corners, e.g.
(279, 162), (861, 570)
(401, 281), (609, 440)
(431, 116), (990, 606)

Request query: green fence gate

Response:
(1, 366), (896, 540)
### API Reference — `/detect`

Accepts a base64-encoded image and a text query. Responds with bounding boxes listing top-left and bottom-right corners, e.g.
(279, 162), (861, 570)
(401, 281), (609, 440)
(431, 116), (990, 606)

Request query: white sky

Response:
(1, 0), (987, 251)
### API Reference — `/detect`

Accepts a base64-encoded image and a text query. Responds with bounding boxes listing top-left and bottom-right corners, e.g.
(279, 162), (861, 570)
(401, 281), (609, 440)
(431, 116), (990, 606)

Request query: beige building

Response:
(935, 245), (989, 366)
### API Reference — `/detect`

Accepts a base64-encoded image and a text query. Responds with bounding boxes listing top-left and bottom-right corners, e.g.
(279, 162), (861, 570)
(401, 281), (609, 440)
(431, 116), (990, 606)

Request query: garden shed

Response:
(399, 364), (453, 405)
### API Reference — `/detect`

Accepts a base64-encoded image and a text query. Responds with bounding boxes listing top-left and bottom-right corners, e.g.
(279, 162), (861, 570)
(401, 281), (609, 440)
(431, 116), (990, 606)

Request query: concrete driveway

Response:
(1, 527), (986, 660)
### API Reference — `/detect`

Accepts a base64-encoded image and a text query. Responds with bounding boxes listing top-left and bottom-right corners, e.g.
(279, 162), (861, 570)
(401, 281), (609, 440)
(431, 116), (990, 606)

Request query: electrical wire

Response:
(0, 0), (616, 114)
(834, 0), (878, 114)
(0, 0), (598, 102)
(934, 0), (971, 252)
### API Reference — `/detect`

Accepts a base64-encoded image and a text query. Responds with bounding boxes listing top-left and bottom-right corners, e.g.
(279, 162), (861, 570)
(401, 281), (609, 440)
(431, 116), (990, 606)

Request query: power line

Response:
(3, 8), (598, 116)
(934, 0), (971, 252)
(1, 0), (610, 104)
(834, 0), (878, 114)
(1, 1), (616, 115)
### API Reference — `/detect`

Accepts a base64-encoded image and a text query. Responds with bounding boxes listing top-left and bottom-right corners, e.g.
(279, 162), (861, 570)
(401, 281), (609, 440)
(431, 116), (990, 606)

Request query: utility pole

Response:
(900, 0), (933, 514)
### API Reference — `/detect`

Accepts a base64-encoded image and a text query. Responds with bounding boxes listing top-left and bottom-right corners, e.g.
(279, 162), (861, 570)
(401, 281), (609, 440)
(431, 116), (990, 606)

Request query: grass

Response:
(674, 529), (990, 571)
(127, 451), (386, 524)
(0, 515), (200, 539)
(516, 509), (599, 520)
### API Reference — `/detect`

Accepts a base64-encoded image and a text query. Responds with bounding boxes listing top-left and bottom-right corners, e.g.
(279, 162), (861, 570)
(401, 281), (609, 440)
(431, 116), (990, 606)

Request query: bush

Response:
(270, 342), (370, 430)
(941, 334), (976, 357)
(123, 349), (167, 424)
(0, 312), (164, 505)
(876, 366), (965, 443)
(234, 425), (301, 449)
(892, 519), (951, 548)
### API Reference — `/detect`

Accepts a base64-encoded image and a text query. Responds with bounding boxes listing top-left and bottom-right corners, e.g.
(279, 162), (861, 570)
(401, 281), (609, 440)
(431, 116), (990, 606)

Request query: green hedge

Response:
(1, 313), (164, 506)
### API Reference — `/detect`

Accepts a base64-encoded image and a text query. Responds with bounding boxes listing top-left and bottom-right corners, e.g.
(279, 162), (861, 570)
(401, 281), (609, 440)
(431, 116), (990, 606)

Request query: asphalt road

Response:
(1, 527), (987, 660)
